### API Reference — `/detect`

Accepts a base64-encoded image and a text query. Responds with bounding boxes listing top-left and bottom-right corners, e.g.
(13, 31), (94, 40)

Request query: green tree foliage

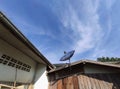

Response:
(97, 57), (120, 62)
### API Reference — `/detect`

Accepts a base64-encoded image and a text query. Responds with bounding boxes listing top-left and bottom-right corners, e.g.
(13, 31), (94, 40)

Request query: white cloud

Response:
(50, 0), (116, 61)
(91, 0), (116, 58)
(57, 0), (103, 54)
(43, 52), (60, 63)
(13, 17), (56, 39)
(105, 0), (116, 10)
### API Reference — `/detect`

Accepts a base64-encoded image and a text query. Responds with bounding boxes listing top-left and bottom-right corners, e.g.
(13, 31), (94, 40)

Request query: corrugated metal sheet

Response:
(48, 73), (120, 89)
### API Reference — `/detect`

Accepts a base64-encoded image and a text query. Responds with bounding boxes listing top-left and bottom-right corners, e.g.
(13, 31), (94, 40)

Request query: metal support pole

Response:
(69, 59), (71, 74)
(14, 68), (17, 89)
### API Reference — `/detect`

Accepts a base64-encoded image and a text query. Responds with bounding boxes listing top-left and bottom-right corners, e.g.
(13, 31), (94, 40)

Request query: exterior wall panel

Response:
(0, 38), (36, 83)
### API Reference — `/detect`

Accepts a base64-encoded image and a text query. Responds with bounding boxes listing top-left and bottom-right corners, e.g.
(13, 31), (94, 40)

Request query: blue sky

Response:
(0, 0), (120, 63)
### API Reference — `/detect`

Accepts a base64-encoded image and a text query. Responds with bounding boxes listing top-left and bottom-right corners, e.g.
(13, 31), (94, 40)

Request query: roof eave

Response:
(48, 60), (120, 73)
(0, 12), (55, 69)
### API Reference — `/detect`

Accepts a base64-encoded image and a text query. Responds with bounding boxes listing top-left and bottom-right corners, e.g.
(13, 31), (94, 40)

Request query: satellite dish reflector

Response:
(60, 50), (75, 61)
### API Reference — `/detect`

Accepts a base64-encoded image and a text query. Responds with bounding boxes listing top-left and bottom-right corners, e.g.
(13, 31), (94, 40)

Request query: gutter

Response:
(0, 11), (55, 69)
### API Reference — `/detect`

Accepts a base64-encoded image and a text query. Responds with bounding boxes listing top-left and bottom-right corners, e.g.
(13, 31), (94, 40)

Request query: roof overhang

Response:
(0, 12), (55, 69)
(48, 60), (120, 73)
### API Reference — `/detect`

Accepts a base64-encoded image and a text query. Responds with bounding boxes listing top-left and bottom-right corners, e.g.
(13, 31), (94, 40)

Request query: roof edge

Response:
(48, 60), (120, 73)
(0, 11), (55, 69)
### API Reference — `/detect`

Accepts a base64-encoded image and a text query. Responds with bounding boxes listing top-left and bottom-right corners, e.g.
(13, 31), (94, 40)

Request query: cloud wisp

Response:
(51, 0), (103, 54)
(49, 0), (118, 61)
(91, 0), (117, 58)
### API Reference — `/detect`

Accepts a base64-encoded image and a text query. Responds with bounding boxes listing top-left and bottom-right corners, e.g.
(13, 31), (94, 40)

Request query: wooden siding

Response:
(48, 73), (120, 89)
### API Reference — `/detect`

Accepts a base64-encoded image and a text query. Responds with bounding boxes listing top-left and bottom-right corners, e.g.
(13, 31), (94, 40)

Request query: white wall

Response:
(0, 38), (36, 83)
(0, 38), (49, 89)
(34, 64), (48, 89)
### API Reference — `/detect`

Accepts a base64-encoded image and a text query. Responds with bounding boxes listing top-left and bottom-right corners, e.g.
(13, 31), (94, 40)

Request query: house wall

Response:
(84, 64), (120, 73)
(0, 38), (49, 89)
(48, 63), (120, 89)
(48, 73), (120, 89)
(34, 64), (48, 89)
(0, 38), (36, 83)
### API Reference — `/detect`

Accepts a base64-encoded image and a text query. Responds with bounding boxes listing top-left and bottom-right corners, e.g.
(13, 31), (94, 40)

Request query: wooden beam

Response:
(0, 84), (14, 88)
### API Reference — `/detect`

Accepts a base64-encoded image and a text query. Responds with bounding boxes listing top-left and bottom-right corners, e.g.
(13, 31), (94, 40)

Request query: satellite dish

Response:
(60, 50), (75, 61)
(60, 50), (75, 74)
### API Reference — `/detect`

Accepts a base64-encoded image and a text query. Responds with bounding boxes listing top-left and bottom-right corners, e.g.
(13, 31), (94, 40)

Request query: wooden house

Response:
(0, 12), (54, 89)
(48, 60), (120, 89)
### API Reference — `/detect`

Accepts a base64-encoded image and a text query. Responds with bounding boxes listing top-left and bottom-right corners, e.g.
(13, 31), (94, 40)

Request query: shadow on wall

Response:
(33, 63), (46, 83)
(33, 63), (49, 89)
(84, 73), (120, 89)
